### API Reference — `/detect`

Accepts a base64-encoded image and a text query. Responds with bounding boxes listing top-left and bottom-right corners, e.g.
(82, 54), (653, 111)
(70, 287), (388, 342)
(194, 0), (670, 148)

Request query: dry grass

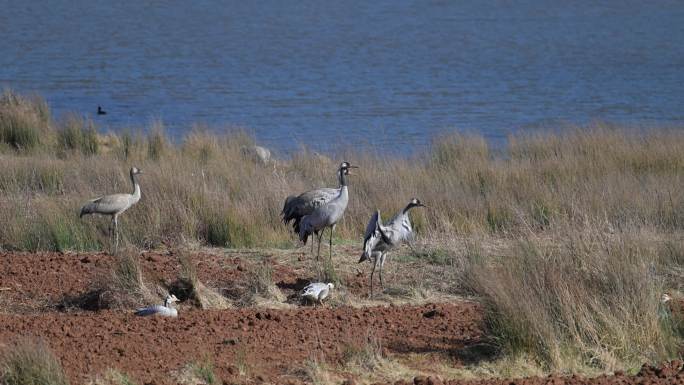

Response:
(242, 260), (286, 306)
(174, 357), (217, 385)
(1, 91), (683, 253)
(97, 251), (158, 309)
(88, 369), (137, 385)
(177, 251), (231, 310)
(463, 224), (684, 374)
(0, 339), (69, 385)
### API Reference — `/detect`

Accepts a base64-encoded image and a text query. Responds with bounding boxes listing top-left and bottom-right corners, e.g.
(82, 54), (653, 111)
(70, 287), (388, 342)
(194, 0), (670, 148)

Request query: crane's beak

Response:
(346, 165), (359, 175)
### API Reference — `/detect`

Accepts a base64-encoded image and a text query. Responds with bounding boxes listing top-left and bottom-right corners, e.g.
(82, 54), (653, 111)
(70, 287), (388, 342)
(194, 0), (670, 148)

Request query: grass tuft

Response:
(98, 251), (157, 309)
(0, 339), (69, 385)
(177, 251), (231, 309)
(57, 114), (99, 156)
(190, 357), (216, 385)
(466, 227), (682, 373)
(0, 90), (50, 151)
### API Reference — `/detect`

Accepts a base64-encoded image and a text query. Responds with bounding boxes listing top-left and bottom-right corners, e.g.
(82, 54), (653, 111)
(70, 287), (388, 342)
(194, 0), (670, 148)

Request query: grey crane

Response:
(297, 162), (357, 260)
(134, 294), (179, 317)
(281, 162), (356, 258)
(80, 167), (143, 253)
(359, 198), (427, 298)
(300, 282), (334, 306)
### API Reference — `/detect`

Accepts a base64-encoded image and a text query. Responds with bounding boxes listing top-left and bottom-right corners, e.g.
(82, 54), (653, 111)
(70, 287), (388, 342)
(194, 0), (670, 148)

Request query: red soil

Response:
(1, 251), (682, 385)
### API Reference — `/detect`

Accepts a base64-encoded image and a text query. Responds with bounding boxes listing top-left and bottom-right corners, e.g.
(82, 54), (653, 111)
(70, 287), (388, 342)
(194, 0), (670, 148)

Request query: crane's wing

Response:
(282, 188), (340, 233)
(80, 193), (131, 217)
(360, 210), (384, 263)
(364, 210), (382, 243)
(282, 188), (339, 220)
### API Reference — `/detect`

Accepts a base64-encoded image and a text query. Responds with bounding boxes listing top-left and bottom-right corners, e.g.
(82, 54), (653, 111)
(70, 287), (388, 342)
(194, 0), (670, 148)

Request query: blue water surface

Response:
(1, 1), (682, 154)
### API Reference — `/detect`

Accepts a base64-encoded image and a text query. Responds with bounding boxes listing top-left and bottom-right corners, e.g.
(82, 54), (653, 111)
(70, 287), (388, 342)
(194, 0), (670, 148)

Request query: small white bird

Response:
(134, 294), (179, 317)
(301, 282), (334, 306)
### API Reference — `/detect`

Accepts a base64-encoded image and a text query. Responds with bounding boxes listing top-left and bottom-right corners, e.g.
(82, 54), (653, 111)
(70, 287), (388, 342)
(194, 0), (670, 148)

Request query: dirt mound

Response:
(0, 302), (482, 385)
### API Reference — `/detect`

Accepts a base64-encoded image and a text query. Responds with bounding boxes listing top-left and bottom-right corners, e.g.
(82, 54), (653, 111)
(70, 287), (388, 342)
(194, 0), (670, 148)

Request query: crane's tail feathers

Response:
(358, 253), (369, 263)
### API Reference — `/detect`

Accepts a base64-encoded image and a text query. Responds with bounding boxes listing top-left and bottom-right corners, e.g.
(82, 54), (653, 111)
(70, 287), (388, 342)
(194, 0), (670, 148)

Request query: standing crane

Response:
(359, 198), (427, 298)
(80, 167), (143, 253)
(282, 162), (356, 258)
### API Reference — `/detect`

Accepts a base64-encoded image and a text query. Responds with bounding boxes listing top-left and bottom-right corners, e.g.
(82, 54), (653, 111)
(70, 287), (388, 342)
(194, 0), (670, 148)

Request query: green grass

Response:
(190, 358), (216, 385)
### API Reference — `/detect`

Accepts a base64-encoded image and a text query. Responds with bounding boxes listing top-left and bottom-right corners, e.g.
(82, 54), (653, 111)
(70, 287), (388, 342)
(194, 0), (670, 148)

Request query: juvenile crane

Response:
(80, 167), (143, 253)
(359, 198), (427, 298)
(134, 294), (179, 317)
(297, 162), (357, 260)
(282, 162), (356, 258)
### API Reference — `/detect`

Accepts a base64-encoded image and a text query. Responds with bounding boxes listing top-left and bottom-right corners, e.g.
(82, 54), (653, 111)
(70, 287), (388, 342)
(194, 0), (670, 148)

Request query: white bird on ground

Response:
(359, 198), (427, 298)
(134, 294), (179, 317)
(301, 282), (334, 305)
(282, 162), (357, 259)
(80, 167), (143, 253)
(298, 162), (357, 260)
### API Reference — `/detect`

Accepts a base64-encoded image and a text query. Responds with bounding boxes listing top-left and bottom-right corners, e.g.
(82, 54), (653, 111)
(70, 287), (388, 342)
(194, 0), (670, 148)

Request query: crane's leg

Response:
(107, 217), (113, 248)
(316, 231), (324, 261)
(369, 256), (377, 299)
(329, 224), (335, 261)
(379, 252), (385, 290)
(113, 215), (119, 254)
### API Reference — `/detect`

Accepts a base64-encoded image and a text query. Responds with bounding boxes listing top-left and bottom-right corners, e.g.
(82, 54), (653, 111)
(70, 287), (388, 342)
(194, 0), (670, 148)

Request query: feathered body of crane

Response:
(134, 294), (179, 317)
(359, 198), (426, 297)
(281, 162), (357, 260)
(80, 167), (143, 253)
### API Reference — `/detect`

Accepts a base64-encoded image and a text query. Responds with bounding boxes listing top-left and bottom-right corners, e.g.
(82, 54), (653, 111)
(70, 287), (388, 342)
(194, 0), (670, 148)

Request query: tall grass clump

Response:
(466, 223), (682, 373)
(57, 114), (99, 156)
(0, 339), (69, 385)
(176, 251), (231, 309)
(0, 90), (50, 151)
(98, 251), (157, 309)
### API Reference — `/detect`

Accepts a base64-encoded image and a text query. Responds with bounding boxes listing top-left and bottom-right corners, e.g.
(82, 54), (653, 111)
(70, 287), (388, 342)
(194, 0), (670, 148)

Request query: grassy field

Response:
(2, 89), (684, 379)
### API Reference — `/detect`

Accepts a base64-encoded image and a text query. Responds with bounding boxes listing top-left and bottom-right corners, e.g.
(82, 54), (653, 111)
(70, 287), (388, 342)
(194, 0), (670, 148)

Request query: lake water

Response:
(1, 1), (682, 154)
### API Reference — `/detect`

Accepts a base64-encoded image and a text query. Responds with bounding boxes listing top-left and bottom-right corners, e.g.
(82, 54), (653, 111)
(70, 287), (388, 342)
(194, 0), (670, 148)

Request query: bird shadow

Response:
(386, 336), (499, 366)
(276, 277), (311, 292)
(55, 289), (108, 312)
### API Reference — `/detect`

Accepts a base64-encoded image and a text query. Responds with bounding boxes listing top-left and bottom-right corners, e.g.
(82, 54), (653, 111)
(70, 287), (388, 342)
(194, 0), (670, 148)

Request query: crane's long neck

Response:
(130, 172), (141, 200)
(402, 203), (415, 215)
(337, 169), (347, 188)
(338, 169), (348, 199)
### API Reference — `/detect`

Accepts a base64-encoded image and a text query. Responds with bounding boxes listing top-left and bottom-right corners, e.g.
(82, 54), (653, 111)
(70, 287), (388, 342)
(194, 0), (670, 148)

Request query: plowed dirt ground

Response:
(0, 249), (681, 385)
